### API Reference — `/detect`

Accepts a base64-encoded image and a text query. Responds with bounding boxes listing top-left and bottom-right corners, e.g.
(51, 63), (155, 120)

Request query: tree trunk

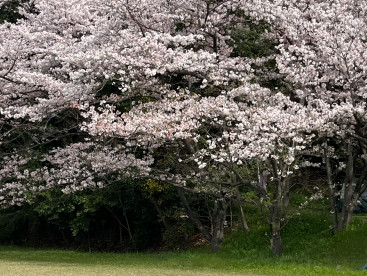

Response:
(338, 142), (355, 231)
(324, 148), (339, 232)
(268, 161), (288, 255)
(338, 191), (360, 231)
(210, 198), (227, 252)
(281, 179), (290, 225)
(324, 142), (367, 232)
(270, 204), (283, 255)
(338, 145), (367, 231)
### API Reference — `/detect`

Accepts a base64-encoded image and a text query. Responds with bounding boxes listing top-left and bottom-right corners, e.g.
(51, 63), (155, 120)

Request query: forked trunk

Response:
(324, 143), (367, 232)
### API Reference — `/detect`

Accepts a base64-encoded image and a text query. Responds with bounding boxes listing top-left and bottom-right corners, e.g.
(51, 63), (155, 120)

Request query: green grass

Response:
(0, 211), (366, 275)
(0, 243), (365, 276)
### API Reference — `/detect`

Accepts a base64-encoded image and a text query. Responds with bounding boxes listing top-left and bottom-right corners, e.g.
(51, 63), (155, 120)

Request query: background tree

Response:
(244, 0), (367, 232)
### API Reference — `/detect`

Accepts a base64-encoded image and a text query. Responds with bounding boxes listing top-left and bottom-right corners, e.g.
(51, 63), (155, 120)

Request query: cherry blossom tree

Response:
(0, 0), (323, 255)
(0, 0), (265, 252)
(2, 0), (365, 255)
(244, 0), (367, 232)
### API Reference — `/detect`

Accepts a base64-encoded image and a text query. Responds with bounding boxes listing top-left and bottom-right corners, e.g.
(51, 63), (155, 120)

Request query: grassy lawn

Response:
(0, 211), (365, 275)
(0, 246), (365, 276)
(0, 259), (251, 276)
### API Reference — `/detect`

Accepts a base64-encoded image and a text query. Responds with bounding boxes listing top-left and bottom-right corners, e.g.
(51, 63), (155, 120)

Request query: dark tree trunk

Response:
(210, 198), (227, 252)
(324, 148), (339, 232)
(268, 161), (288, 255)
(270, 204), (283, 255)
(281, 179), (290, 225)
